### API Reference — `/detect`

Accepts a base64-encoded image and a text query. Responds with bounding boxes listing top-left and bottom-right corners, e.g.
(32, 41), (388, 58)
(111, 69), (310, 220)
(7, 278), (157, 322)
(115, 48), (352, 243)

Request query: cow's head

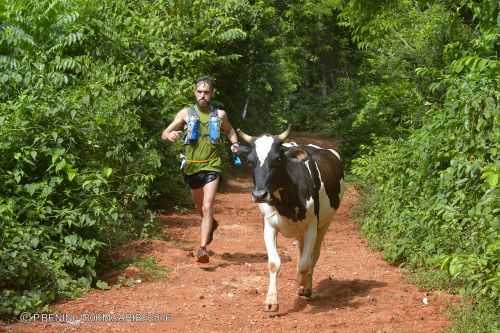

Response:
(237, 126), (291, 203)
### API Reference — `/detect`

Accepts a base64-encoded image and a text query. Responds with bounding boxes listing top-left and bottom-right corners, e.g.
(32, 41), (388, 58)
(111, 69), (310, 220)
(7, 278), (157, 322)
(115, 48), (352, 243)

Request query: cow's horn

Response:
(236, 128), (254, 143)
(276, 125), (291, 141)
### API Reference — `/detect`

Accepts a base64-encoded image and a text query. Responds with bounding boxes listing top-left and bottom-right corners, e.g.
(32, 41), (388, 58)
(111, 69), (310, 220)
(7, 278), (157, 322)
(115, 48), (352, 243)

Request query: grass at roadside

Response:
(96, 255), (169, 290)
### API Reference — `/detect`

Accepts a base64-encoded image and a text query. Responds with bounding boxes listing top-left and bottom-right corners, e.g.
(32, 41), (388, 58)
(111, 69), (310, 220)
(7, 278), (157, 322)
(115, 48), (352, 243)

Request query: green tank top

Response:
(183, 105), (223, 175)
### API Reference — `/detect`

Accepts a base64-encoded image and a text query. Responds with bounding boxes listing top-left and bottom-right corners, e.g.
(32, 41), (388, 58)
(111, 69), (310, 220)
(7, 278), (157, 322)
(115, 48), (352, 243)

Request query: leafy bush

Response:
(349, 0), (499, 309)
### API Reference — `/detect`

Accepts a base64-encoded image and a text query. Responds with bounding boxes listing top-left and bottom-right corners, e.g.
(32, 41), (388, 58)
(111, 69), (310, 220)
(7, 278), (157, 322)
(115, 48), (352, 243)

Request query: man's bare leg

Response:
(200, 177), (219, 247)
(191, 188), (203, 217)
(191, 177), (219, 262)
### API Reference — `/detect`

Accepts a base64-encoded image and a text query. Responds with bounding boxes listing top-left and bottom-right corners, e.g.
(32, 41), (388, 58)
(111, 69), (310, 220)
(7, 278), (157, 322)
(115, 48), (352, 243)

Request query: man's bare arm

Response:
(219, 110), (239, 152)
(219, 110), (237, 143)
(161, 109), (188, 142)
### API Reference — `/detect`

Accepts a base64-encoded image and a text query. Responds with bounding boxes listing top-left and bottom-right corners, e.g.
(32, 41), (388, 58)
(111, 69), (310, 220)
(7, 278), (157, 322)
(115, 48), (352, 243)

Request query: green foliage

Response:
(349, 0), (499, 310)
(273, 0), (362, 137)
(447, 299), (500, 333)
(340, 1), (472, 155)
(0, 0), (160, 318)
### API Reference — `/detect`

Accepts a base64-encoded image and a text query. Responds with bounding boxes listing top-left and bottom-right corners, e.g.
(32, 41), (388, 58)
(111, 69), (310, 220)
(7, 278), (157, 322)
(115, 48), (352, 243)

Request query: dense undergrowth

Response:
(342, 0), (499, 330)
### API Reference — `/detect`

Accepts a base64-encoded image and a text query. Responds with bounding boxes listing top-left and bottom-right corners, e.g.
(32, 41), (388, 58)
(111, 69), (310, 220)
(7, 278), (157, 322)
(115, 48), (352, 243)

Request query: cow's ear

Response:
(285, 147), (308, 162)
(280, 142), (295, 155)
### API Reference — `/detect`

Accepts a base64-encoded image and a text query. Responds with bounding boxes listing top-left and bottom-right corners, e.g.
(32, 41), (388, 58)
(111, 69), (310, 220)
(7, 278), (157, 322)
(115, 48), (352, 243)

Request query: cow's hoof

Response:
(264, 303), (279, 312)
(298, 287), (312, 298)
(195, 247), (209, 263)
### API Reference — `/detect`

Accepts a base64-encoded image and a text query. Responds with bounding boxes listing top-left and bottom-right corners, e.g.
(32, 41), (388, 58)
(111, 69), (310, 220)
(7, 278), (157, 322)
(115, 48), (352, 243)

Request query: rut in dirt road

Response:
(5, 137), (455, 333)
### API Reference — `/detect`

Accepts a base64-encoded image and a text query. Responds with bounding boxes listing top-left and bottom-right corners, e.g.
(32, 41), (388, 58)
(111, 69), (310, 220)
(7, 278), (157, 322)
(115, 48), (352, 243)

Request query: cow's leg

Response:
(312, 222), (330, 267)
(296, 237), (313, 297)
(263, 219), (280, 312)
(301, 222), (330, 296)
(296, 236), (304, 277)
(297, 221), (317, 298)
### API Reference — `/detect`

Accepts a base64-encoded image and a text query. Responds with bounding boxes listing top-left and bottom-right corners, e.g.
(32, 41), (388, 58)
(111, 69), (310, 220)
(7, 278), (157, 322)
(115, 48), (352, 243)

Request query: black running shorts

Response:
(183, 171), (220, 190)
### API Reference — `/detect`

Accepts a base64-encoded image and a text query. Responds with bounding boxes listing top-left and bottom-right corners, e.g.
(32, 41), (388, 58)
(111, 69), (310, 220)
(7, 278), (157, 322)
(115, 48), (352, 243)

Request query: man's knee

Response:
(202, 202), (213, 216)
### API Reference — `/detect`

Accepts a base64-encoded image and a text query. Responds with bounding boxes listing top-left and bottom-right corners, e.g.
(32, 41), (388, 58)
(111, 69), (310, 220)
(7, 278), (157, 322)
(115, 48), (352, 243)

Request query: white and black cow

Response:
(237, 126), (344, 312)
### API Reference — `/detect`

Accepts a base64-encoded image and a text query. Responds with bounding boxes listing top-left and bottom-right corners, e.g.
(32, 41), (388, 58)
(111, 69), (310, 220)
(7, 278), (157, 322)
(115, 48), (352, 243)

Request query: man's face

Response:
(194, 82), (213, 108)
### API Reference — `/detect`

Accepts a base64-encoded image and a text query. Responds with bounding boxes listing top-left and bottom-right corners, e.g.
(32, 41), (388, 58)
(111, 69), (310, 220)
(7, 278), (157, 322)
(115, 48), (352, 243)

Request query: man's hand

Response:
(164, 130), (183, 143)
(161, 108), (188, 143)
(230, 142), (240, 153)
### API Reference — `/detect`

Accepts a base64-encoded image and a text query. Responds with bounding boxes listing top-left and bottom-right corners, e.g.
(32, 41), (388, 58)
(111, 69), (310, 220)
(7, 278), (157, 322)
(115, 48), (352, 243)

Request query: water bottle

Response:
(208, 115), (220, 144)
(233, 154), (242, 167)
(184, 114), (199, 144)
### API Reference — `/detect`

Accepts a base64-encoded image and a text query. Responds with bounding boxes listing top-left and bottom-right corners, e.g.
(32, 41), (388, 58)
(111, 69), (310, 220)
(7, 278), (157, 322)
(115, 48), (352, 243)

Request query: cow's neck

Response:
(270, 159), (314, 222)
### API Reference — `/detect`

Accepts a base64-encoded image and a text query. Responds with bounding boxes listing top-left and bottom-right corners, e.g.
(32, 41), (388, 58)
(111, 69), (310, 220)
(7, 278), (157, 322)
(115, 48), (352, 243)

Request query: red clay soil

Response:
(3, 134), (456, 333)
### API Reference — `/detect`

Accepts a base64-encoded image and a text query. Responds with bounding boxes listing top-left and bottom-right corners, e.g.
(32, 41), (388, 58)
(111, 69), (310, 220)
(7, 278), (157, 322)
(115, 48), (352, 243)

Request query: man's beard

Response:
(197, 99), (209, 107)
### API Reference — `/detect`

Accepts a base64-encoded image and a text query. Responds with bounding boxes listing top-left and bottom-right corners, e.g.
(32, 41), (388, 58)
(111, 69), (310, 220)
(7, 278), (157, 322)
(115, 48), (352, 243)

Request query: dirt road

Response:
(4, 135), (454, 333)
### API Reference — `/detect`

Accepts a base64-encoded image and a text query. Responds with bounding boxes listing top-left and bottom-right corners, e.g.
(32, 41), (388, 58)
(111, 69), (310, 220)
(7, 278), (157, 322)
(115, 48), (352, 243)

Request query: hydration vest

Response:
(183, 105), (220, 145)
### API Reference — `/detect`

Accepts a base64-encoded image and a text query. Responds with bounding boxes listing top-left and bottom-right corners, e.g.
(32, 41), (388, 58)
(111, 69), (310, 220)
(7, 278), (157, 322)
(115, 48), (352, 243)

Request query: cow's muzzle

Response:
(252, 189), (271, 203)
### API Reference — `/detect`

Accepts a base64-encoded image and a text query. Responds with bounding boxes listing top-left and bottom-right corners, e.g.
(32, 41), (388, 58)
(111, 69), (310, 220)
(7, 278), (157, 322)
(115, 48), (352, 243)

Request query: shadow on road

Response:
(287, 278), (386, 314)
(199, 251), (293, 272)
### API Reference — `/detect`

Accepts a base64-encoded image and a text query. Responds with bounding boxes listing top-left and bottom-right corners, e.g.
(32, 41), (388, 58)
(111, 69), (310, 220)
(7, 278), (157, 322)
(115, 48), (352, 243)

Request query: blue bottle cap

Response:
(233, 154), (242, 166)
